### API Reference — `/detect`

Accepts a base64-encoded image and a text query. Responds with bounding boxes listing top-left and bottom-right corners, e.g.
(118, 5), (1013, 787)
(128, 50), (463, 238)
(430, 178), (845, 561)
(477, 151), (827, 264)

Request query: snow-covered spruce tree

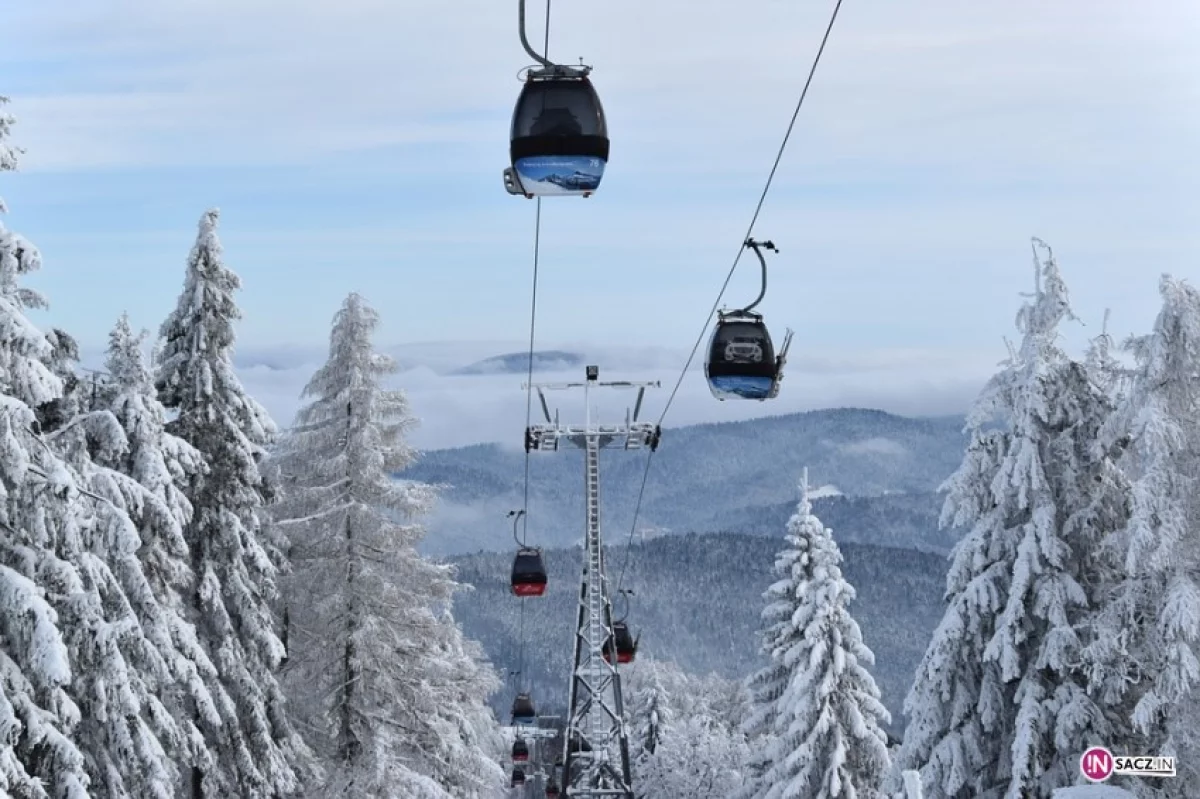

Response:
(1089, 275), (1200, 794)
(742, 467), (892, 799)
(155, 208), (312, 797)
(627, 656), (674, 770)
(0, 97), (93, 796)
(637, 714), (751, 798)
(897, 240), (1127, 798)
(34, 326), (213, 798)
(1083, 309), (1123, 400)
(624, 656), (752, 799)
(274, 292), (503, 798)
(86, 314), (238, 789)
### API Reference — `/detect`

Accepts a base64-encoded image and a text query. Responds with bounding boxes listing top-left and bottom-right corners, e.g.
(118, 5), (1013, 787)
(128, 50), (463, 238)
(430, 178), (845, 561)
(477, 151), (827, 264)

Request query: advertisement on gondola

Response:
(513, 155), (605, 196)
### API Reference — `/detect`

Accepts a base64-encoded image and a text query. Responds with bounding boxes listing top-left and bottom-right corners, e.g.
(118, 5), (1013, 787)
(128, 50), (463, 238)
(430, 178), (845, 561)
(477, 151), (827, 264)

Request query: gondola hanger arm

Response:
(517, 0), (553, 69)
(616, 588), (633, 623)
(508, 508), (527, 547)
(739, 237), (778, 314)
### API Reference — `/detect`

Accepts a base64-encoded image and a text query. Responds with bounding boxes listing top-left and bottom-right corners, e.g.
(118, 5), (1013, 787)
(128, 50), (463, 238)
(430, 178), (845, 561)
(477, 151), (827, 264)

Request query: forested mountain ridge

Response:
(448, 532), (948, 734)
(707, 489), (954, 553)
(404, 408), (968, 555)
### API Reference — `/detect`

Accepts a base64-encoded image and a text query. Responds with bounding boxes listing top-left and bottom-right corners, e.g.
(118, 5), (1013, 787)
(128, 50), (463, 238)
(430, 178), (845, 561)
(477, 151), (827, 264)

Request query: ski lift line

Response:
(520, 200), (542, 544)
(613, 0), (845, 597)
(515, 201), (541, 696)
(512, 0), (553, 703)
(655, 0), (843, 429)
(518, 0), (554, 545)
(518, 594), (528, 691)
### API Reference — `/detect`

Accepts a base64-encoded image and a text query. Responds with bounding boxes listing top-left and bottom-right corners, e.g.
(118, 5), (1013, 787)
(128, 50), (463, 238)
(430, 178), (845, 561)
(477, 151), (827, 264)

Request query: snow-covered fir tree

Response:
(89, 314), (235, 790)
(155, 208), (312, 797)
(2, 101), (210, 798)
(3, 97), (205, 799)
(0, 94), (92, 797)
(638, 714), (751, 797)
(627, 657), (673, 770)
(1090, 275), (1200, 794)
(897, 241), (1128, 797)
(35, 326), (204, 798)
(623, 656), (751, 799)
(742, 467), (891, 799)
(275, 292), (503, 798)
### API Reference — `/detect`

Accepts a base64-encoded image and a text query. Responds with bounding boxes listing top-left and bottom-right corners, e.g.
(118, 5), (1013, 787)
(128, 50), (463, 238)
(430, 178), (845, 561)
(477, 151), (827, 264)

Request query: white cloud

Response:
(838, 437), (909, 457)
(222, 339), (996, 450)
(3, 0), (1197, 180)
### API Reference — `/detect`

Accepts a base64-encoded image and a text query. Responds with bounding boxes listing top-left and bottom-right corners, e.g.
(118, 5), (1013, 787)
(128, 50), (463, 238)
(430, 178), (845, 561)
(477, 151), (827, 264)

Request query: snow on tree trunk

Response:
(155, 208), (312, 797)
(896, 241), (1127, 798)
(742, 467), (892, 799)
(901, 770), (924, 799)
(1090, 275), (1200, 796)
(274, 292), (503, 798)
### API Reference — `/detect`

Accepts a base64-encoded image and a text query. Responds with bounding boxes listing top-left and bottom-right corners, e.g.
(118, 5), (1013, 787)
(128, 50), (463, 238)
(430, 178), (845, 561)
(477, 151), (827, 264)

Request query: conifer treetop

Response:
(0, 96), (20, 213)
(106, 313), (150, 390)
(156, 208), (273, 440)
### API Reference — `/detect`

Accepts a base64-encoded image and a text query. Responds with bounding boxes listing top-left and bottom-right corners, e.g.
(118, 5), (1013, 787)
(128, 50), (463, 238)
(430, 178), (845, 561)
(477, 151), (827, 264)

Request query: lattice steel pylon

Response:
(523, 365), (661, 798)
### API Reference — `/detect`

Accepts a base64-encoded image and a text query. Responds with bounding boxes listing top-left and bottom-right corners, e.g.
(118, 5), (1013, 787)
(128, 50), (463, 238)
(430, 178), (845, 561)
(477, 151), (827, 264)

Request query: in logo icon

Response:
(1080, 746), (1115, 782)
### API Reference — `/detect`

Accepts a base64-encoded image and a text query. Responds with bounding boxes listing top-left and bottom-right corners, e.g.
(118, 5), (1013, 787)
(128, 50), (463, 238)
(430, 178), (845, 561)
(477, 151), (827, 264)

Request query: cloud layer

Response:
(222, 340), (992, 450)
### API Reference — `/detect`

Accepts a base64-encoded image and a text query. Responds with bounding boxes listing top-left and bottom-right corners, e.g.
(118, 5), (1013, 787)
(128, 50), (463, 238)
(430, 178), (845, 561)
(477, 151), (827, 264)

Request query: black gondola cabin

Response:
(511, 767), (526, 787)
(546, 779), (561, 797)
(511, 692), (536, 725)
(602, 621), (637, 664)
(512, 738), (529, 762)
(504, 71), (608, 198)
(705, 312), (788, 401)
(511, 547), (547, 596)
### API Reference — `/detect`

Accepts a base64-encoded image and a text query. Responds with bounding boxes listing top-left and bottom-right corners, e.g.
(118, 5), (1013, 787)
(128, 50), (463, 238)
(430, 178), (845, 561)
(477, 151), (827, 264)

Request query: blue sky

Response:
(1, 0), (1197, 448)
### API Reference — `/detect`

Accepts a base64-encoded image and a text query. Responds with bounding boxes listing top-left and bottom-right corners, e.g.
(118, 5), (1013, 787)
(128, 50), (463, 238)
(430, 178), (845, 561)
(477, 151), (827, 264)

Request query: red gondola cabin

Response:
(511, 547), (547, 597)
(602, 621), (637, 664)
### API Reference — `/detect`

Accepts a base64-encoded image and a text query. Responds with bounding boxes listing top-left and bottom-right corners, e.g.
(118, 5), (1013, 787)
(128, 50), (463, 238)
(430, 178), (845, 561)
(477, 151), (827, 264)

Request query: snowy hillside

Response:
(403, 408), (968, 554)
(704, 489), (954, 553)
(448, 532), (948, 734)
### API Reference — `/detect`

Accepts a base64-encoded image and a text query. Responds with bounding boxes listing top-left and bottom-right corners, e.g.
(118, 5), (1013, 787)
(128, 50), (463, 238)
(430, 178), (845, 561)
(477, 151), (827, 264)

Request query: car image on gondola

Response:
(724, 338), (764, 363)
(542, 170), (602, 191)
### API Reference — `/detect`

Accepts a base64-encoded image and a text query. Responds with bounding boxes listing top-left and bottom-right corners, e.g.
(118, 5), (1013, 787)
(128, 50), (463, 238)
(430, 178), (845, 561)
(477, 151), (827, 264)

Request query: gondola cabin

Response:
(511, 692), (537, 725)
(511, 767), (526, 787)
(512, 738), (529, 762)
(504, 71), (608, 198)
(704, 312), (791, 401)
(545, 779), (561, 797)
(602, 621), (637, 664)
(511, 547), (547, 596)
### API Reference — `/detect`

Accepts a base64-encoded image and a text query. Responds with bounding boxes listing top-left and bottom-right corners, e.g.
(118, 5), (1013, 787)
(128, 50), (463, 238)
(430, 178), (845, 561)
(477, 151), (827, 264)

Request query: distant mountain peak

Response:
(451, 349), (585, 375)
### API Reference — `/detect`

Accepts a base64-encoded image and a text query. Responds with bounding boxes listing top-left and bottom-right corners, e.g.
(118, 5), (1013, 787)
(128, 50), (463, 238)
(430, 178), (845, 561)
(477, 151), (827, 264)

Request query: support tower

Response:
(524, 366), (661, 798)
